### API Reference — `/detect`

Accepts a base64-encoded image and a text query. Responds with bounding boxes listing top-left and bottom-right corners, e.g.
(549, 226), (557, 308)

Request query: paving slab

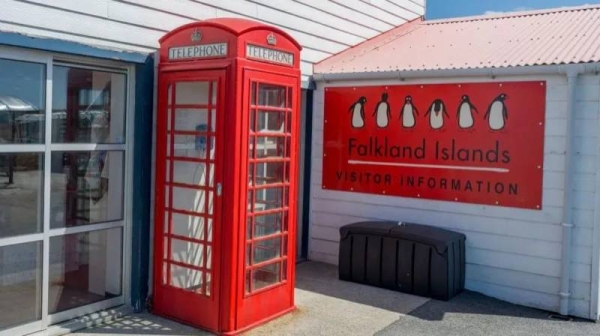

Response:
(70, 261), (600, 336)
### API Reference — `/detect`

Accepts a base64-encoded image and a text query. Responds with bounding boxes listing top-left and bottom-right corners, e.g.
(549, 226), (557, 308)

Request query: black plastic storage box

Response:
(338, 221), (466, 301)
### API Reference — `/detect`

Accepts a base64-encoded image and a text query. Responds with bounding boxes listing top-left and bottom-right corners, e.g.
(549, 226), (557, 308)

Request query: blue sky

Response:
(426, 0), (600, 19)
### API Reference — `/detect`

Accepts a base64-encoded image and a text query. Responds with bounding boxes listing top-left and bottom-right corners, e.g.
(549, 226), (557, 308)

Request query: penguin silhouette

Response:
(400, 95), (419, 128)
(457, 94), (478, 129)
(485, 93), (508, 130)
(373, 92), (391, 128)
(349, 96), (367, 129)
(425, 99), (449, 130)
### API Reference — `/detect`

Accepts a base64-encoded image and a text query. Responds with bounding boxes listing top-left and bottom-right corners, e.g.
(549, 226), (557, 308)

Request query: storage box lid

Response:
(339, 221), (465, 254)
(389, 223), (466, 254)
(339, 221), (398, 239)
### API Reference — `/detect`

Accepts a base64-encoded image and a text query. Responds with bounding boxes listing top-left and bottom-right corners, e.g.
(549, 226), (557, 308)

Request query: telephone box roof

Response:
(159, 17), (302, 50)
(314, 4), (600, 75)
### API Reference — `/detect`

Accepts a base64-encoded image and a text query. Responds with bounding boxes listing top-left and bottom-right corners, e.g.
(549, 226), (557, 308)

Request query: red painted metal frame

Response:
(155, 18), (301, 335)
(153, 69), (226, 332)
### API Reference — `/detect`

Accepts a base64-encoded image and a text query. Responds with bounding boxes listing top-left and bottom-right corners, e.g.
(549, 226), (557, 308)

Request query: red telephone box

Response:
(153, 18), (302, 335)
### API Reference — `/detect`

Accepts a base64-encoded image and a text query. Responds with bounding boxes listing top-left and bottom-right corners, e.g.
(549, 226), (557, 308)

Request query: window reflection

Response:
(0, 153), (43, 238)
(50, 151), (124, 228)
(49, 228), (122, 314)
(52, 66), (126, 143)
(0, 58), (46, 144)
(0, 242), (42, 330)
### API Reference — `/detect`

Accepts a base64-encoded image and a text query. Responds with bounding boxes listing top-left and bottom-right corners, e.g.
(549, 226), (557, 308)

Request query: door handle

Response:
(216, 182), (222, 196)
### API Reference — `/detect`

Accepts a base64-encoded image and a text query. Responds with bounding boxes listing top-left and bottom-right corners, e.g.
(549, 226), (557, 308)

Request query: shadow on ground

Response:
(72, 261), (600, 336)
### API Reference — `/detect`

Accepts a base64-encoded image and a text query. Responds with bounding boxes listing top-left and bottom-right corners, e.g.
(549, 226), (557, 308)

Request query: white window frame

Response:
(0, 45), (135, 336)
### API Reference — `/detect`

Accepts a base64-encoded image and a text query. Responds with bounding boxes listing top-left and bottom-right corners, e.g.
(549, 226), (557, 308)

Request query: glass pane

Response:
(52, 66), (126, 143)
(170, 238), (204, 267)
(252, 237), (281, 264)
(168, 161), (209, 186)
(257, 84), (285, 107)
(255, 136), (286, 159)
(176, 81), (209, 105)
(171, 212), (204, 240)
(171, 186), (207, 214)
(252, 262), (281, 291)
(49, 228), (123, 314)
(0, 241), (42, 331)
(254, 212), (283, 238)
(171, 135), (208, 159)
(170, 264), (202, 292)
(249, 161), (286, 186)
(0, 58), (46, 144)
(253, 187), (285, 212)
(50, 151), (124, 228)
(255, 110), (285, 133)
(0, 153), (43, 238)
(211, 81), (217, 105)
(174, 108), (214, 132)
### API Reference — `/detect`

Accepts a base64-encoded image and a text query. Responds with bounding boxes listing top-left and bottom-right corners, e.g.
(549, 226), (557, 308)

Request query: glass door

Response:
(239, 68), (298, 327)
(153, 70), (224, 331)
(0, 50), (130, 336)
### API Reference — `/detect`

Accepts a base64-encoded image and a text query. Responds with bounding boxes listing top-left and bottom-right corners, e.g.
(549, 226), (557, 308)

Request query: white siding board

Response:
(386, 0), (425, 15)
(0, 1), (162, 48)
(331, 0), (409, 25)
(309, 74), (598, 318)
(0, 21), (154, 53)
(254, 0), (381, 38)
(107, 1), (194, 32)
(22, 0), (110, 17)
(292, 0), (395, 32)
(361, 0), (418, 20)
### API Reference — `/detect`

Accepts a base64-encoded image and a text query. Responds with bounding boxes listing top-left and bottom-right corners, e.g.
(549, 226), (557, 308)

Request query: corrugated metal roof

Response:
(314, 5), (600, 75)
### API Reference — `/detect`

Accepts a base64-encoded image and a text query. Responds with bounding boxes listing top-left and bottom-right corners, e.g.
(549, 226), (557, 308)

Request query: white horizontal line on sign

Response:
(347, 160), (510, 173)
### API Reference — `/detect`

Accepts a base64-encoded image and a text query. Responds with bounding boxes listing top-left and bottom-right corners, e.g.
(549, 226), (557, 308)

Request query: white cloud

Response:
(484, 6), (533, 15)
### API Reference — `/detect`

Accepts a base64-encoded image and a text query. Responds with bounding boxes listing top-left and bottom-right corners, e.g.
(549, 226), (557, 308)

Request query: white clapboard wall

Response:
(0, 0), (424, 84)
(309, 74), (600, 320)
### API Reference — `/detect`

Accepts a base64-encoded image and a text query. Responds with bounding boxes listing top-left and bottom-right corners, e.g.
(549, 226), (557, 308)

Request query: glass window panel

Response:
(50, 151), (124, 228)
(287, 87), (292, 108)
(249, 161), (285, 187)
(171, 186), (206, 214)
(206, 273), (212, 297)
(257, 84), (285, 107)
(254, 212), (283, 238)
(256, 110), (285, 133)
(170, 238), (204, 267)
(171, 135), (208, 159)
(255, 136), (286, 159)
(245, 270), (251, 293)
(206, 246), (212, 270)
(251, 262), (281, 291)
(167, 108), (171, 130)
(52, 66), (126, 143)
(48, 228), (123, 314)
(286, 112), (292, 134)
(253, 187), (285, 212)
(211, 81), (217, 105)
(170, 264), (202, 293)
(171, 212), (204, 240)
(176, 81), (209, 105)
(207, 218), (213, 242)
(245, 243), (251, 266)
(251, 82), (257, 106)
(0, 153), (43, 238)
(174, 108), (214, 132)
(252, 237), (281, 265)
(168, 160), (208, 186)
(0, 241), (42, 331)
(162, 262), (168, 285)
(164, 212), (169, 234)
(246, 217), (253, 240)
(0, 58), (46, 144)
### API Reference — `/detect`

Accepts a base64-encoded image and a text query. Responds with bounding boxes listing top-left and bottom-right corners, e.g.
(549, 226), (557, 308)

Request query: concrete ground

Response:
(71, 261), (600, 336)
